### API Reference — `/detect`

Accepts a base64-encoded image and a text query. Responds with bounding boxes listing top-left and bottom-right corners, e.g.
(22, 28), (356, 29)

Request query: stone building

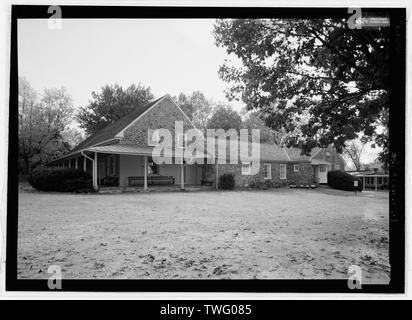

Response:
(47, 94), (345, 189)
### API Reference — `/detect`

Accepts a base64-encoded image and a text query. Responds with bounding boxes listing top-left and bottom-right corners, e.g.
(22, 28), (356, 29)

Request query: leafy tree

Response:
(241, 110), (275, 144)
(19, 77), (74, 174)
(61, 126), (85, 149)
(207, 104), (243, 132)
(77, 83), (155, 135)
(213, 18), (390, 164)
(173, 91), (213, 129)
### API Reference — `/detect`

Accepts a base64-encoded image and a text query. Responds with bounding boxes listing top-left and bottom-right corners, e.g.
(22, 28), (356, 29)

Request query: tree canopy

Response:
(19, 77), (74, 174)
(241, 110), (275, 144)
(207, 104), (243, 132)
(77, 83), (155, 135)
(173, 91), (213, 129)
(213, 18), (389, 164)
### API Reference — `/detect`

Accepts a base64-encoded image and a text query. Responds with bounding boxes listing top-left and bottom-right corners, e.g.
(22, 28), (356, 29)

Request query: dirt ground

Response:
(17, 187), (390, 283)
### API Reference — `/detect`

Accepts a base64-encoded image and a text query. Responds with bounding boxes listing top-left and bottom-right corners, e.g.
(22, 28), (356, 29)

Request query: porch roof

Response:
(84, 144), (154, 155)
(84, 144), (209, 159)
(311, 159), (331, 165)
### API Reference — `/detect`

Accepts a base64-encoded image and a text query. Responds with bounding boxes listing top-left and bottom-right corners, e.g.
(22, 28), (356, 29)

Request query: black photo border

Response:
(6, 5), (406, 293)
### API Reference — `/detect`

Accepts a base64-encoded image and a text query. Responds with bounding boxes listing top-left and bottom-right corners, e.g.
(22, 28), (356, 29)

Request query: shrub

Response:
(327, 170), (363, 192)
(249, 180), (275, 190)
(28, 167), (93, 192)
(219, 173), (235, 190)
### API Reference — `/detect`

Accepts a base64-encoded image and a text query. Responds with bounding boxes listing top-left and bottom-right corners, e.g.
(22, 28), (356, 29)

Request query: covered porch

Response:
(353, 174), (389, 191)
(49, 144), (217, 191)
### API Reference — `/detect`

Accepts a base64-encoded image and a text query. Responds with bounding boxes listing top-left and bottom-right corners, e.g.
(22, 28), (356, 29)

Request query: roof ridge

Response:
(71, 96), (165, 152)
(282, 147), (291, 161)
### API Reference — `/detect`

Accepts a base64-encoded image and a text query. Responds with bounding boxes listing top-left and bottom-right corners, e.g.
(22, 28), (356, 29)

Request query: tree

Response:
(213, 18), (390, 164)
(173, 91), (213, 129)
(343, 140), (365, 171)
(241, 110), (275, 143)
(19, 77), (38, 174)
(19, 77), (74, 174)
(207, 105), (243, 132)
(61, 126), (85, 149)
(77, 83), (155, 135)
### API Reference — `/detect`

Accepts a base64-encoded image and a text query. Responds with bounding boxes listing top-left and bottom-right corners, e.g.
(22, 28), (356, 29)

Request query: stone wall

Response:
(204, 161), (293, 188)
(121, 95), (193, 147)
(286, 162), (314, 185)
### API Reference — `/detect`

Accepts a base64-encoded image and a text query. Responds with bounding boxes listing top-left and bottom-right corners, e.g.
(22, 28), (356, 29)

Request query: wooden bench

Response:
(201, 179), (214, 186)
(128, 176), (175, 186)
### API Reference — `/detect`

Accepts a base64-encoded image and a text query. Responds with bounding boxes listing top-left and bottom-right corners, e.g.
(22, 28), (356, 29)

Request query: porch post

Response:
(215, 163), (219, 190)
(180, 162), (185, 190)
(83, 156), (87, 172)
(374, 175), (377, 191)
(68, 159), (71, 168)
(93, 152), (98, 190)
(362, 176), (365, 191)
(75, 157), (78, 170)
(143, 155), (148, 191)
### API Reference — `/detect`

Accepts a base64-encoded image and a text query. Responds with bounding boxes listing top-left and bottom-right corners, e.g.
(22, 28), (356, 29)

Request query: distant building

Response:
(347, 162), (389, 190)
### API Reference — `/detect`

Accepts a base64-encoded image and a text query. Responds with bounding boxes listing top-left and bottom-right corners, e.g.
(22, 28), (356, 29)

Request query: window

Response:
(263, 163), (271, 179)
(280, 164), (287, 179)
(148, 129), (160, 146)
(177, 133), (187, 148)
(319, 166), (326, 172)
(293, 164), (299, 172)
(106, 155), (115, 176)
(334, 164), (340, 170)
(242, 162), (251, 175)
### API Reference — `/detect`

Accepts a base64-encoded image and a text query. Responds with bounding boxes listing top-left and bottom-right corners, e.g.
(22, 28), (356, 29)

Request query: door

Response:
(318, 165), (328, 184)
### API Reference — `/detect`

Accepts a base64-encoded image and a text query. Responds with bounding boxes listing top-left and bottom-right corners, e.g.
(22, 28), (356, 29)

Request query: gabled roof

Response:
(260, 143), (291, 162)
(284, 147), (313, 162)
(212, 139), (291, 162)
(311, 159), (331, 165)
(71, 96), (165, 152)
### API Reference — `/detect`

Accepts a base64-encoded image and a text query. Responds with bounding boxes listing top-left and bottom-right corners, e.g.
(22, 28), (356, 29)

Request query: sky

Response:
(17, 18), (380, 165)
(18, 18), (239, 110)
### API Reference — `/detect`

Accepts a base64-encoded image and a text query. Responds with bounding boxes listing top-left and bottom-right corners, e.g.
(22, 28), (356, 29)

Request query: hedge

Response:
(218, 173), (235, 190)
(28, 167), (94, 192)
(327, 170), (363, 192)
(250, 179), (279, 190)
